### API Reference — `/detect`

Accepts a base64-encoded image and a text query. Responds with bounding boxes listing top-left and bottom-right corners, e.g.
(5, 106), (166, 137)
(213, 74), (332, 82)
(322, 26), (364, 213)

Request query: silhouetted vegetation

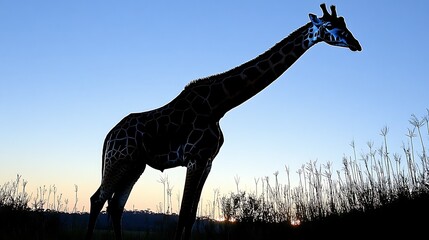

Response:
(218, 111), (428, 226)
(1, 109), (428, 239)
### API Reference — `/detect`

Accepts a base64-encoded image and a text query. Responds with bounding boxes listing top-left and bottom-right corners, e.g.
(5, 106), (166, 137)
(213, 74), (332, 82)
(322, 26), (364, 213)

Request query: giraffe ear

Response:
(309, 14), (323, 27)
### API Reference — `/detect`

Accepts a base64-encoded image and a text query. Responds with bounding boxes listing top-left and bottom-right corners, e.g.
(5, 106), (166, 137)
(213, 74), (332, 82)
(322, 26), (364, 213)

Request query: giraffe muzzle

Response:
(348, 37), (362, 52)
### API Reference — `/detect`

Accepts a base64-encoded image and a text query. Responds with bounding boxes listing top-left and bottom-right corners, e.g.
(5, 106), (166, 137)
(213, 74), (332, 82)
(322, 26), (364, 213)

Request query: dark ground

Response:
(1, 194), (428, 240)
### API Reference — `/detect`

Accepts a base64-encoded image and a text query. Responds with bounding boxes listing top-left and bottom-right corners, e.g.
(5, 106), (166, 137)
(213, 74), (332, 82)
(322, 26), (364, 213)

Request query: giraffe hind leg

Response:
(85, 187), (109, 240)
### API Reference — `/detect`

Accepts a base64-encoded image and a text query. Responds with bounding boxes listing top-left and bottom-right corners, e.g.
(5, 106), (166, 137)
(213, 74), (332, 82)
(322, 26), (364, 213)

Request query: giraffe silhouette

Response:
(85, 3), (361, 240)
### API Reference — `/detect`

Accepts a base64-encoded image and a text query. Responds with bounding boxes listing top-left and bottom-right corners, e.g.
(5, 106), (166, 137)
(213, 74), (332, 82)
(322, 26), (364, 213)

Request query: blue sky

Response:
(1, 1), (428, 213)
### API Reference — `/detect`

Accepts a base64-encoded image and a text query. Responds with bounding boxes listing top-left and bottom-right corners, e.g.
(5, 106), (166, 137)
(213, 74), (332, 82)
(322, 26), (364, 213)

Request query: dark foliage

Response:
(1, 193), (428, 240)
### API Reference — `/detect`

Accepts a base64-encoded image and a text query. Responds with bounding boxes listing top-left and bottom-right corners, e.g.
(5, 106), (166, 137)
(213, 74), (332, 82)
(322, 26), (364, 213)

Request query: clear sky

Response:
(1, 1), (428, 214)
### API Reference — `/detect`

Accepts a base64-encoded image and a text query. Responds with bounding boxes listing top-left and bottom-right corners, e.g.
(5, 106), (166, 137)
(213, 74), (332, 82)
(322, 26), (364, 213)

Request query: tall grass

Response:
(0, 174), (77, 213)
(0, 174), (31, 211)
(218, 109), (429, 224)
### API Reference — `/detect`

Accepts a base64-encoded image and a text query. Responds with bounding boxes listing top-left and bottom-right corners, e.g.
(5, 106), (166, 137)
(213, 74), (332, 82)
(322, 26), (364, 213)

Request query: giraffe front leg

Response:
(108, 185), (134, 240)
(108, 163), (146, 240)
(175, 160), (212, 240)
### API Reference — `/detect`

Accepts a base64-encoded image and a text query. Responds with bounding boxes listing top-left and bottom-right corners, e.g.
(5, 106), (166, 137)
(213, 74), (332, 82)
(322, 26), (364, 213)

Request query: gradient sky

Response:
(1, 1), (428, 214)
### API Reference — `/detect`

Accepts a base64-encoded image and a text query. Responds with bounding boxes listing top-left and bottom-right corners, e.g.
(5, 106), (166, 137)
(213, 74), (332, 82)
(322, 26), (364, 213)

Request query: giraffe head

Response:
(309, 3), (362, 51)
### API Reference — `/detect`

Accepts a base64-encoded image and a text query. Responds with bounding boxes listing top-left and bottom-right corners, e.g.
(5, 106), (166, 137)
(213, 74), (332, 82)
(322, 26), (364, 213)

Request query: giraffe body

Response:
(103, 109), (223, 172)
(86, 4), (361, 240)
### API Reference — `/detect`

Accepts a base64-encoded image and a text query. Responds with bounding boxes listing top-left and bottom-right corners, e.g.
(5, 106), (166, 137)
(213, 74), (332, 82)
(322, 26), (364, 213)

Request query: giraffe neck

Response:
(180, 22), (318, 119)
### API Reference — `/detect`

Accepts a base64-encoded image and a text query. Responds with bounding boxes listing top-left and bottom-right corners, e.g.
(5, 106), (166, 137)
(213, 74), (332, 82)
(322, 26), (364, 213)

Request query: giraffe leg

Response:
(85, 187), (110, 240)
(175, 161), (211, 240)
(108, 164), (146, 240)
(107, 187), (131, 240)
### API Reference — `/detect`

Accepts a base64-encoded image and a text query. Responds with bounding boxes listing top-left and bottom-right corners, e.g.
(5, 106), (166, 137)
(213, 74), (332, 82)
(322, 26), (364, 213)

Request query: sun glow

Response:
(291, 219), (301, 226)
(214, 216), (236, 222)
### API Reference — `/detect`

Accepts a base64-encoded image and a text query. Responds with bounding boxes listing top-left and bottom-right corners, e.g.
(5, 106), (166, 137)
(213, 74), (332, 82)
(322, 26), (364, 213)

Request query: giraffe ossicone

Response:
(85, 3), (361, 240)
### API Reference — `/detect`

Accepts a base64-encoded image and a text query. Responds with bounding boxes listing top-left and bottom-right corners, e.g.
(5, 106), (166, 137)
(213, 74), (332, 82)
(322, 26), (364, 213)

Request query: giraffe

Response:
(85, 3), (361, 240)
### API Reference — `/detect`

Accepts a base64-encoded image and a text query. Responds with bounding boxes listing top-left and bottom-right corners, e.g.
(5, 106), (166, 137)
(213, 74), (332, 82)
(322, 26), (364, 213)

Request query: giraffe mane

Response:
(184, 75), (216, 90)
(183, 22), (312, 91)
